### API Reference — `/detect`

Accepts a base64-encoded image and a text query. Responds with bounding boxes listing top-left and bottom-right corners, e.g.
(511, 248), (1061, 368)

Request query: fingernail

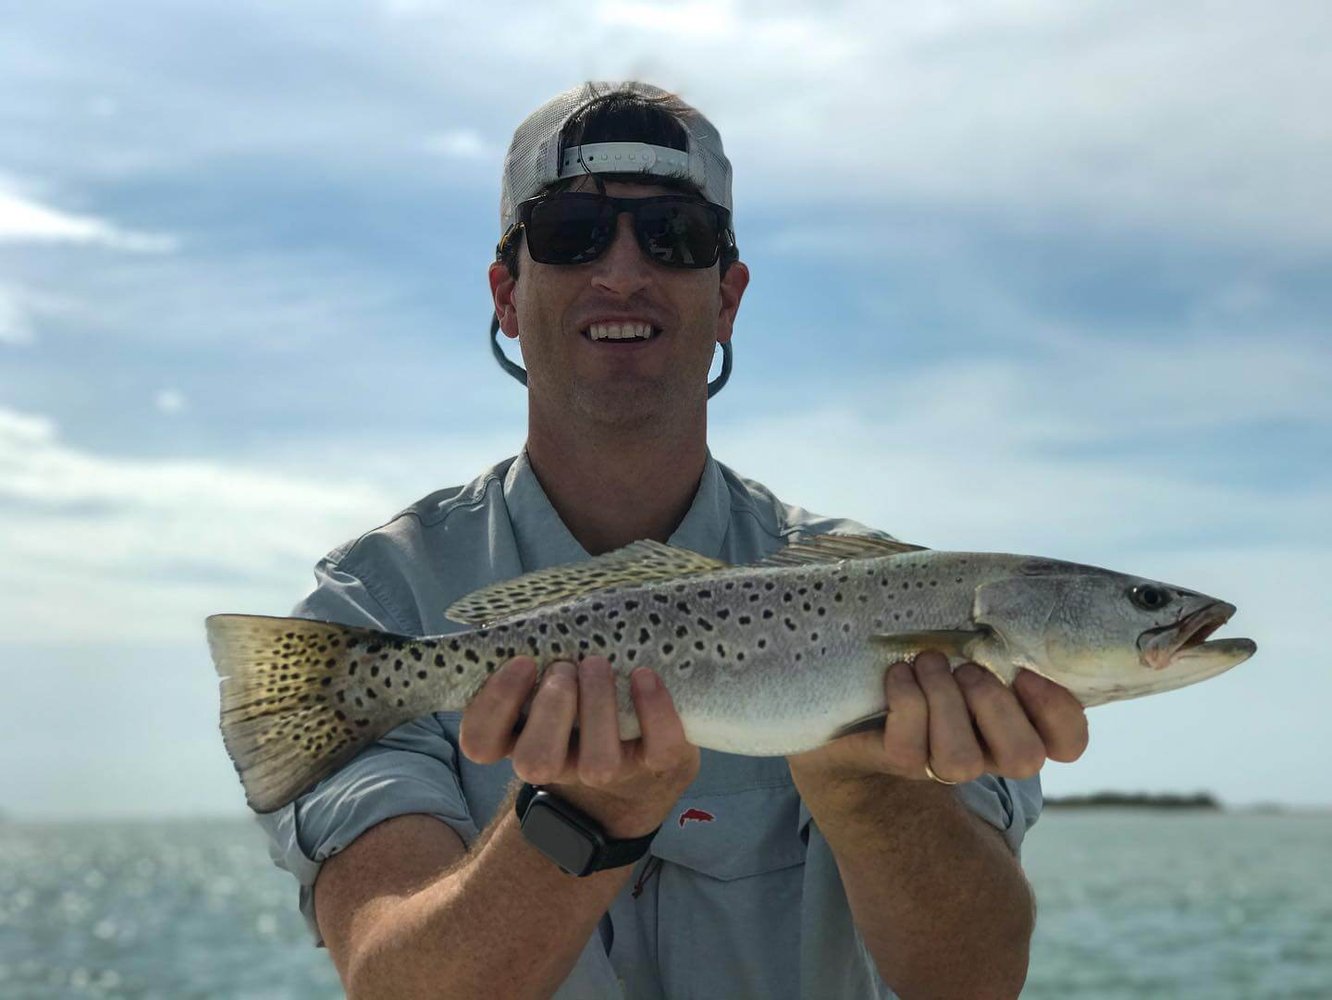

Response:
(549, 660), (576, 680)
(632, 668), (659, 693)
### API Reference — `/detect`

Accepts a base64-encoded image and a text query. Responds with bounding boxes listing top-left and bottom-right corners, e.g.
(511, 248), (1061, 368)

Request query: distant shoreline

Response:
(1044, 792), (1221, 810)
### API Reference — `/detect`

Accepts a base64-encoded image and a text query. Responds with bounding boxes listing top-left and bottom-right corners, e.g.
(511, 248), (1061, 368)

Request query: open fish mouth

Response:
(1137, 601), (1254, 671)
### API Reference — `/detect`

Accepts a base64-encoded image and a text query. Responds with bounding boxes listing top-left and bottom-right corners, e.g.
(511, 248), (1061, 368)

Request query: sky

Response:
(1, 0), (1329, 819)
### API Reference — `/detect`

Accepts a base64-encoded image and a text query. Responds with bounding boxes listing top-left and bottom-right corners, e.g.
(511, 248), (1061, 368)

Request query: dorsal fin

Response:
(757, 533), (927, 568)
(446, 540), (730, 625)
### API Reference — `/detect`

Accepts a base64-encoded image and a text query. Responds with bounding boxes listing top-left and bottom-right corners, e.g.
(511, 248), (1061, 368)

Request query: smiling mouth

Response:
(582, 321), (661, 343)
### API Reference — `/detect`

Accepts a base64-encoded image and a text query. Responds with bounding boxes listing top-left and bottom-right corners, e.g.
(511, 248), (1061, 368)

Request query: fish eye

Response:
(1129, 585), (1171, 611)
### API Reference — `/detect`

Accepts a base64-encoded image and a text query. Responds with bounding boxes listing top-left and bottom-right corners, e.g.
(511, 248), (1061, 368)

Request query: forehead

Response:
(561, 176), (693, 199)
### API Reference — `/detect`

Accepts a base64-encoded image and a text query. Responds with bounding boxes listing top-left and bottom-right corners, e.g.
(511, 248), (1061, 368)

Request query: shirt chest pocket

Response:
(645, 782), (809, 997)
(650, 782), (807, 880)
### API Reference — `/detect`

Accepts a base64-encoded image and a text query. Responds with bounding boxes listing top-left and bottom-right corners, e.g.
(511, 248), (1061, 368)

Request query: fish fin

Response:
(869, 629), (987, 665)
(830, 712), (888, 741)
(756, 533), (927, 568)
(206, 614), (440, 813)
(446, 540), (729, 625)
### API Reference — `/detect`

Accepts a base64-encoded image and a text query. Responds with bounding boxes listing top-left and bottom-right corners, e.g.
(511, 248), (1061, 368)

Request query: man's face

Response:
(490, 178), (748, 430)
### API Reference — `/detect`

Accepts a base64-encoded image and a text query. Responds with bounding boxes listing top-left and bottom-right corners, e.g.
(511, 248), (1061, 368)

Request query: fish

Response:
(205, 535), (1256, 813)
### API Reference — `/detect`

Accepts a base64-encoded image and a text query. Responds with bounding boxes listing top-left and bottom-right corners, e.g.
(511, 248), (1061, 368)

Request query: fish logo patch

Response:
(678, 807), (716, 827)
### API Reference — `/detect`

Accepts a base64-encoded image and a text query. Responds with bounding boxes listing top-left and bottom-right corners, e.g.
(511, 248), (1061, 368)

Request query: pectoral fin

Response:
(869, 629), (987, 665)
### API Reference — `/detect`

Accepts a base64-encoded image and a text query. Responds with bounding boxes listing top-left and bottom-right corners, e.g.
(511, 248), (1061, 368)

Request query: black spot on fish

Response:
(662, 643), (674, 655)
(366, 644), (383, 654)
(675, 625), (688, 638)
(738, 615), (751, 625)
(676, 601), (690, 614)
(698, 589), (712, 599)
(716, 608), (730, 620)
(409, 648), (423, 661)
(694, 640), (706, 652)
(784, 618), (797, 631)
(320, 677), (331, 687)
(696, 618), (713, 632)
(639, 628), (651, 643)
(575, 614), (589, 626)
(417, 671), (428, 680)
(455, 664), (464, 675)
(465, 649), (479, 663)
(370, 664), (380, 678)
(449, 639), (461, 652)
(762, 609), (774, 620)
(625, 600), (640, 611)
(649, 612), (662, 626)
(394, 659), (403, 671)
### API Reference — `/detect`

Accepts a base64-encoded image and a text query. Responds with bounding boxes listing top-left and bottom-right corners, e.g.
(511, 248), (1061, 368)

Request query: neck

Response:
(525, 409), (708, 556)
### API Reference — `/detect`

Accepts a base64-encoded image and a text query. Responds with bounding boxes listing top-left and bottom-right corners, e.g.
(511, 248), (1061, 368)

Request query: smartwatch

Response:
(515, 783), (659, 877)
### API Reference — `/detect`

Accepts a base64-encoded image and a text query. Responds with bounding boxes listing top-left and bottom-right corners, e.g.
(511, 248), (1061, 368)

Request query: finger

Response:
(1013, 669), (1090, 763)
(458, 656), (537, 764)
(576, 656), (624, 788)
(630, 668), (691, 774)
(955, 663), (1047, 779)
(879, 661), (928, 776)
(914, 652), (985, 783)
(511, 660), (579, 785)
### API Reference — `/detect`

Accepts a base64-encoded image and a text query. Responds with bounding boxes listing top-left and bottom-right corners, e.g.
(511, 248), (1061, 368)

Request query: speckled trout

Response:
(206, 535), (1256, 812)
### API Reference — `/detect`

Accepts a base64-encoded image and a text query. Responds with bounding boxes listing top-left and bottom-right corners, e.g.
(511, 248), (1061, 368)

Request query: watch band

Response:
(515, 783), (659, 876)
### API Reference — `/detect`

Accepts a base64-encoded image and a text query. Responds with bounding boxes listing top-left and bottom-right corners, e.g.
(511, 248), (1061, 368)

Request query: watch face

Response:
(523, 802), (600, 876)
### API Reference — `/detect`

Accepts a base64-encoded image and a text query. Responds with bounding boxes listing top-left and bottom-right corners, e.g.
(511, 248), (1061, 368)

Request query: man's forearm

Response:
(790, 766), (1035, 1000)
(348, 805), (631, 1000)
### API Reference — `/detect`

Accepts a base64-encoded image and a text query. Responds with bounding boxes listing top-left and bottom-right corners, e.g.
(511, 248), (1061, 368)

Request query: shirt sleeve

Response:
(253, 554), (482, 946)
(955, 773), (1043, 855)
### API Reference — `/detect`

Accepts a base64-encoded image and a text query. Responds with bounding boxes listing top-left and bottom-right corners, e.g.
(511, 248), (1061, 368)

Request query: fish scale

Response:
(206, 536), (1255, 812)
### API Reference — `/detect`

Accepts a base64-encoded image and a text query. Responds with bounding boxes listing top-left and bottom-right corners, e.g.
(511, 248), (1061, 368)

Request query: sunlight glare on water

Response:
(0, 811), (1328, 998)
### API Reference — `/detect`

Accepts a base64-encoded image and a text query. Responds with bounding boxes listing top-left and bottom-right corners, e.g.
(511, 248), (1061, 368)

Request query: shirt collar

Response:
(503, 449), (730, 571)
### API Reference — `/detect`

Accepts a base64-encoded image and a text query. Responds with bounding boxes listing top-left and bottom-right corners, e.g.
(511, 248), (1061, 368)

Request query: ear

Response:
(488, 261), (520, 340)
(715, 261), (749, 346)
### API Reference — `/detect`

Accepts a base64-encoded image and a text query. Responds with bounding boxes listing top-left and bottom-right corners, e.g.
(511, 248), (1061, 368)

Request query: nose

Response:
(590, 211), (654, 295)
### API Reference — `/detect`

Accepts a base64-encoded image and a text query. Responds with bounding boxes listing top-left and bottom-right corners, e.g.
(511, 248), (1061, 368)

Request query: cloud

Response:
(0, 285), (34, 344)
(423, 129), (494, 160)
(154, 389), (187, 415)
(0, 184), (177, 252)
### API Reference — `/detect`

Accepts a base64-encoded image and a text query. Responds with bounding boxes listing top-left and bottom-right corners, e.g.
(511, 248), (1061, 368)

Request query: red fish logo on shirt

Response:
(678, 807), (716, 827)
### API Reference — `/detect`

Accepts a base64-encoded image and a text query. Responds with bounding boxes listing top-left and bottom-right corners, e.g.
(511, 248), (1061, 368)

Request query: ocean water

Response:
(1, 811), (1328, 998)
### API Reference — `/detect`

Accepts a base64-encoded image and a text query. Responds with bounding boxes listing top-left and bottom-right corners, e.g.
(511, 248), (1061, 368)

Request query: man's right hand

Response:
(459, 656), (700, 838)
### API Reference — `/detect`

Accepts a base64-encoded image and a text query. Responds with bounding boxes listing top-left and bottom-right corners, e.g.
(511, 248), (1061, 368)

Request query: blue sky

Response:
(2, 0), (1328, 818)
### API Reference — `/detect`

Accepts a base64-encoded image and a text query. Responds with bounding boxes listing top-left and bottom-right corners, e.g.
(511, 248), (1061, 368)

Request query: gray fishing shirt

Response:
(257, 451), (1043, 998)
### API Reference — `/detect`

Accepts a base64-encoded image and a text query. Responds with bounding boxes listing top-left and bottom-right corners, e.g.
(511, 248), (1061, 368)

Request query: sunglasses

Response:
(501, 192), (733, 269)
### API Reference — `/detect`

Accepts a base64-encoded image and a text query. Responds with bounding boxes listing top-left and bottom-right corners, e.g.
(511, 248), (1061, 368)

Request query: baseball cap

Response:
(498, 81), (734, 234)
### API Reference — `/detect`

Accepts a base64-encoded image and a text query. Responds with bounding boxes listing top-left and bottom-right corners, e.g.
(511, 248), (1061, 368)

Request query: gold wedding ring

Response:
(924, 762), (958, 786)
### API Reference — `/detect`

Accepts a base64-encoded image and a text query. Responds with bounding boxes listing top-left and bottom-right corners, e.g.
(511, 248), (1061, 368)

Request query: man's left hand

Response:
(788, 651), (1089, 784)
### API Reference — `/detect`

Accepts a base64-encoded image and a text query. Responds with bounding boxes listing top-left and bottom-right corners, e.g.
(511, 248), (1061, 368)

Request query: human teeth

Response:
(587, 322), (654, 341)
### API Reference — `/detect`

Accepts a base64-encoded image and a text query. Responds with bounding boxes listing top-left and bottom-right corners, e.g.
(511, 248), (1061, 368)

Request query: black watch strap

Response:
(515, 783), (659, 877)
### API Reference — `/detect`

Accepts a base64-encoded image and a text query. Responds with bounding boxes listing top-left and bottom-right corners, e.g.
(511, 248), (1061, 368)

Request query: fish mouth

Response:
(1137, 601), (1255, 671)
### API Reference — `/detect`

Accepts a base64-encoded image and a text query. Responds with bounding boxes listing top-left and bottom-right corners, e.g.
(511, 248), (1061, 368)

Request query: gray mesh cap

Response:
(498, 81), (734, 234)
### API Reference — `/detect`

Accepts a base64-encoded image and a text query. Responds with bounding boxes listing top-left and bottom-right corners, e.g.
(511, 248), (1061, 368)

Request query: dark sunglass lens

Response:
(637, 201), (719, 267)
(527, 198), (612, 263)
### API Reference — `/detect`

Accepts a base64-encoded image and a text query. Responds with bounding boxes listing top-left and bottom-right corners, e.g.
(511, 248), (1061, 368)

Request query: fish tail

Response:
(205, 613), (438, 813)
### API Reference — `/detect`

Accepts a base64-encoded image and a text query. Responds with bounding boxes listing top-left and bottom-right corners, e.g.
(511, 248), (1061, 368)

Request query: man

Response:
(257, 81), (1088, 999)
